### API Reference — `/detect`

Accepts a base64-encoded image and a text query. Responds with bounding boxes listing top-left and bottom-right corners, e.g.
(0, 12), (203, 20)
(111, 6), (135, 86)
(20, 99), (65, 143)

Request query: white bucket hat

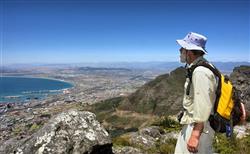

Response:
(176, 32), (207, 53)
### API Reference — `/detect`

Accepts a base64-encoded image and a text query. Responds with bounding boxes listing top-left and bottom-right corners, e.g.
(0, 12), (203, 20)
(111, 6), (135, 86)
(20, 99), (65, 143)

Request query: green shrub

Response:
(158, 138), (177, 154)
(13, 127), (22, 135)
(29, 123), (40, 132)
(152, 116), (181, 131)
(112, 135), (131, 147)
(146, 138), (177, 154)
(93, 97), (122, 112)
(237, 134), (250, 153)
(213, 133), (250, 154)
(106, 115), (130, 127)
(213, 134), (236, 154)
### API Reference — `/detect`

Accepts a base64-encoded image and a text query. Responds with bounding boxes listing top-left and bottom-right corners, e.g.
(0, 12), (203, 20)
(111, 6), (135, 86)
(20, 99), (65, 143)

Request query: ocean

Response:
(0, 76), (73, 103)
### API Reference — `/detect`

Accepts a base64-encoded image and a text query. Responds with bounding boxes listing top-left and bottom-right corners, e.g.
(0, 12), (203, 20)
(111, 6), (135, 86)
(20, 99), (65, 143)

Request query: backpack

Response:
(186, 60), (246, 137)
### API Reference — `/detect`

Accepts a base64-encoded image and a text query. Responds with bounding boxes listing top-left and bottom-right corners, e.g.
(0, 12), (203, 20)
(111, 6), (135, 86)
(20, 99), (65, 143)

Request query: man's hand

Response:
(187, 135), (199, 153)
(187, 122), (204, 153)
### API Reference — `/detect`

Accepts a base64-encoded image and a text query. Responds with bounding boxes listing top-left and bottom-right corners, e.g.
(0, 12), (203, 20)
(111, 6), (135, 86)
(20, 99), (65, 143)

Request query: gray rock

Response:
(234, 123), (250, 139)
(118, 126), (179, 154)
(230, 65), (250, 111)
(0, 110), (113, 154)
(112, 146), (145, 154)
(0, 116), (15, 130)
(128, 126), (178, 151)
(130, 132), (156, 150)
(160, 132), (179, 144)
(124, 126), (162, 150)
(138, 126), (162, 138)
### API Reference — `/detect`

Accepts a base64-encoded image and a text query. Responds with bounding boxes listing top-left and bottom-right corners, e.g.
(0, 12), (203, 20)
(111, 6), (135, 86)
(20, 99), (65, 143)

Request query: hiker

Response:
(174, 32), (217, 153)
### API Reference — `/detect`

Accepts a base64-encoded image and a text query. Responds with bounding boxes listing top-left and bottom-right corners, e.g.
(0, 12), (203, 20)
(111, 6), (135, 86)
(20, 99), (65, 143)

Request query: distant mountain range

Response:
(77, 67), (131, 71)
(2, 61), (250, 73)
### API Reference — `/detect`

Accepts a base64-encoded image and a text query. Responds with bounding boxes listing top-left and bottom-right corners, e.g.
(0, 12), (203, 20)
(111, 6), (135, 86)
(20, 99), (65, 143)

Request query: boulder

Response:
(0, 110), (113, 154)
(125, 126), (179, 151)
(234, 123), (250, 139)
(230, 65), (250, 111)
(112, 146), (145, 154)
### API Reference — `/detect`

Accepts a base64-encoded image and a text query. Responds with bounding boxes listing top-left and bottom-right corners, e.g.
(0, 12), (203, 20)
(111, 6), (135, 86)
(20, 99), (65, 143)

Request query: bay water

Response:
(0, 76), (73, 103)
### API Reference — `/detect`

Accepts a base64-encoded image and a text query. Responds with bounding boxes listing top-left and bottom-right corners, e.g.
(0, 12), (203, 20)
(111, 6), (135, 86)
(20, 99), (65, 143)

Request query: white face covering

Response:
(180, 50), (187, 63)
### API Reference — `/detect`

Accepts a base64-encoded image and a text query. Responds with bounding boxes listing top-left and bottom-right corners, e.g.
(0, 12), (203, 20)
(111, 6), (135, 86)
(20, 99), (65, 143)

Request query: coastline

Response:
(0, 76), (74, 104)
(0, 75), (75, 87)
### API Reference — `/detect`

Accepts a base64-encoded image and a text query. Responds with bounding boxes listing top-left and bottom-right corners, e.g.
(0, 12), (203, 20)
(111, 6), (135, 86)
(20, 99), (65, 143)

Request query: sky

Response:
(1, 0), (250, 65)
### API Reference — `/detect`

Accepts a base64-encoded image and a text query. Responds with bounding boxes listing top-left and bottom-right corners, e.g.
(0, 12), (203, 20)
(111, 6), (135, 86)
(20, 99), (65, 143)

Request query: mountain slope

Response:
(118, 67), (186, 115)
(88, 67), (186, 133)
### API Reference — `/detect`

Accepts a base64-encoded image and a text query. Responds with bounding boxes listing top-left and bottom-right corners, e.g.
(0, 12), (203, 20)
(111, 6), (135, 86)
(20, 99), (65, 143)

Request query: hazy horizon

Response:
(1, 60), (250, 67)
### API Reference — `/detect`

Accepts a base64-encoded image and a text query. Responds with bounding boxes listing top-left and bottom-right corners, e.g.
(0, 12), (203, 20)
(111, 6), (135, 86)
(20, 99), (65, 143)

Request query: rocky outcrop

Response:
(112, 126), (179, 153)
(234, 123), (250, 139)
(129, 126), (178, 150)
(113, 146), (144, 154)
(230, 65), (250, 111)
(0, 110), (113, 154)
